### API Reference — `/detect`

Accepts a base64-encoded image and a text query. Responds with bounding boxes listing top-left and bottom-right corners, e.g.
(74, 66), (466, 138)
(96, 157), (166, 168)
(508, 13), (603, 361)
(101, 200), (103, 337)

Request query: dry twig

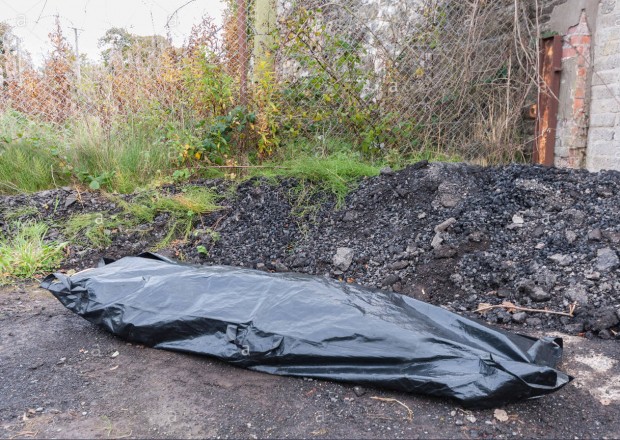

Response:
(370, 396), (413, 421)
(475, 301), (576, 317)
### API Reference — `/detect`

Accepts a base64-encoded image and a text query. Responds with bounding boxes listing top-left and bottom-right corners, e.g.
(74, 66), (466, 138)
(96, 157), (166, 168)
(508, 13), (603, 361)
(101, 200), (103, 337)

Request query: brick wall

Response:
(555, 11), (592, 168)
(586, 0), (620, 171)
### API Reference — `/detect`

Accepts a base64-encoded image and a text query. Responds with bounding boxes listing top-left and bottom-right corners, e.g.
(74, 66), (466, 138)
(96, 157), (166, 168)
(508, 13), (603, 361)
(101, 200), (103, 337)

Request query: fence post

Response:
(236, 0), (249, 109)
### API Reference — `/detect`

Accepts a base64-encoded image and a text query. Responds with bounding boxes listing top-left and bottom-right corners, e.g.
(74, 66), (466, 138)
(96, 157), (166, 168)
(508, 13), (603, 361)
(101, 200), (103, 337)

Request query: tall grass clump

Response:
(0, 221), (67, 282)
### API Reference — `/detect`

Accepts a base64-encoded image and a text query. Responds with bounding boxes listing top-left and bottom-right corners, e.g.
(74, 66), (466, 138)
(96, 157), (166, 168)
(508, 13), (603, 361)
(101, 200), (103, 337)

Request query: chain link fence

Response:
(0, 0), (541, 163)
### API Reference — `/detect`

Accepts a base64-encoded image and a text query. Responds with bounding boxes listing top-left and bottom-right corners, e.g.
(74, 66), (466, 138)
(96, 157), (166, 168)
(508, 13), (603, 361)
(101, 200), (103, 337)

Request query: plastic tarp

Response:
(41, 253), (572, 407)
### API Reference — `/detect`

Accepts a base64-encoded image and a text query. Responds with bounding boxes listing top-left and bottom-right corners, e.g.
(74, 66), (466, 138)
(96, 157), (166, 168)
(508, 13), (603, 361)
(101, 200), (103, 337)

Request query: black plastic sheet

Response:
(41, 253), (572, 407)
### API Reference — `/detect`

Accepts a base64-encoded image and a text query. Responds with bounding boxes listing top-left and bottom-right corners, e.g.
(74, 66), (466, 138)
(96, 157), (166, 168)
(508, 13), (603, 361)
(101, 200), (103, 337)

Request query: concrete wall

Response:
(586, 0), (620, 171)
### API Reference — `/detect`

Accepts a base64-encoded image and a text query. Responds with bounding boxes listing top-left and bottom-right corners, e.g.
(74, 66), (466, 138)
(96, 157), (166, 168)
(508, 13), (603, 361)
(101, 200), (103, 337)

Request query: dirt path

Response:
(1, 284), (619, 439)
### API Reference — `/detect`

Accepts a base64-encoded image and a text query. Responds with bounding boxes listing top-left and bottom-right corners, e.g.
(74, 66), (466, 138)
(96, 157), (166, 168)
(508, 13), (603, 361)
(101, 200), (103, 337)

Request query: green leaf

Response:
(89, 180), (101, 190)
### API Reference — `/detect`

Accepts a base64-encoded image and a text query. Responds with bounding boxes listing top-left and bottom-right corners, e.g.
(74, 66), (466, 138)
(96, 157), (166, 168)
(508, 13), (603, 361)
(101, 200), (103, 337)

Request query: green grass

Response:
(0, 109), (181, 195)
(0, 221), (67, 282)
(65, 187), (222, 250)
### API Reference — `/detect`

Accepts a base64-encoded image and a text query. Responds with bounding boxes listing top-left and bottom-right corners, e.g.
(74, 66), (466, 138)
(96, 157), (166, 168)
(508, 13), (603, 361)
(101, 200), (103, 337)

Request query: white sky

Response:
(0, 0), (227, 65)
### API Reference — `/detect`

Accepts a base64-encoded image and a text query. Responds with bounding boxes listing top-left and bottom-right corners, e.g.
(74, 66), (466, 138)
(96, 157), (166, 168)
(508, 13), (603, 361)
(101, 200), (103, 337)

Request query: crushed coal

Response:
(2, 162), (620, 338)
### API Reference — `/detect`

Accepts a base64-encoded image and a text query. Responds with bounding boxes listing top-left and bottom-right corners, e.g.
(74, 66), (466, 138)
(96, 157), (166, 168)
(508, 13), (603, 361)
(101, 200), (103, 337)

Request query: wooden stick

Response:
(475, 303), (575, 317)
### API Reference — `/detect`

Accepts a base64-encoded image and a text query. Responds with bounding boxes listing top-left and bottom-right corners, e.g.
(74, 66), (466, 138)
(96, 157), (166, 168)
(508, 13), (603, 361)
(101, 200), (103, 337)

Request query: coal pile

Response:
(2, 162), (619, 338)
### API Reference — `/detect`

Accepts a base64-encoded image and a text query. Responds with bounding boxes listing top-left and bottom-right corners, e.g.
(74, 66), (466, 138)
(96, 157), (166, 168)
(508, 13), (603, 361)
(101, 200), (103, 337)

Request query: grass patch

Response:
(0, 110), (181, 195)
(249, 151), (382, 206)
(65, 187), (223, 250)
(3, 206), (40, 222)
(0, 221), (67, 282)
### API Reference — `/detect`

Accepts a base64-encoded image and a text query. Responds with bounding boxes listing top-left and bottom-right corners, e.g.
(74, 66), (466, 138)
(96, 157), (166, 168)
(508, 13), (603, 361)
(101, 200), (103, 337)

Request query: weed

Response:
(0, 221), (67, 281)
(64, 212), (132, 248)
(3, 206), (40, 222)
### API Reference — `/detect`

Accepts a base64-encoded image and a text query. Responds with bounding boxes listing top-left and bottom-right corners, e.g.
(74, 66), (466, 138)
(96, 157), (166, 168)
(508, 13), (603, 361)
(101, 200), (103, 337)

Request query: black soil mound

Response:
(2, 162), (619, 338)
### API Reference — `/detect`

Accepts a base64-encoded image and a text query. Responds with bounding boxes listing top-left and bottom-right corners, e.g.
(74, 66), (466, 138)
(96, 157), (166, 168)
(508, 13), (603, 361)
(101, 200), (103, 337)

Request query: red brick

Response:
(562, 47), (577, 59)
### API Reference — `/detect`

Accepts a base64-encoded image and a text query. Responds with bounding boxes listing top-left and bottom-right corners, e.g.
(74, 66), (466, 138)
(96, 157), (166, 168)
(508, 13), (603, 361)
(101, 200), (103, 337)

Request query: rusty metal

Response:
(534, 35), (562, 166)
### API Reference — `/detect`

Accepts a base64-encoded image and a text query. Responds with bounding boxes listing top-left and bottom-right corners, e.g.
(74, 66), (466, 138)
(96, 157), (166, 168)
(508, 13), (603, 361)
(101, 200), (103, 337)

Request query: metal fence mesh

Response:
(0, 0), (540, 162)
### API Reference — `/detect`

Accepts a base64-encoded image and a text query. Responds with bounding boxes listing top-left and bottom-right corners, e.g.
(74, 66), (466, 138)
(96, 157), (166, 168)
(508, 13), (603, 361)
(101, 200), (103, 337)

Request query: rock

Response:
(529, 287), (551, 302)
(587, 228), (602, 241)
(353, 386), (366, 397)
(64, 193), (78, 208)
(497, 287), (510, 298)
(379, 166), (394, 176)
(548, 253), (573, 266)
(512, 312), (527, 323)
(602, 230), (620, 243)
(434, 217), (457, 233)
(565, 230), (577, 244)
(512, 214), (524, 225)
(417, 212), (427, 219)
(382, 274), (401, 286)
(388, 260), (409, 270)
(431, 233), (444, 249)
(332, 247), (354, 271)
(437, 182), (461, 208)
(274, 262), (289, 272)
(596, 247), (619, 272)
(584, 271), (600, 280)
(565, 284), (589, 305)
(526, 317), (542, 327)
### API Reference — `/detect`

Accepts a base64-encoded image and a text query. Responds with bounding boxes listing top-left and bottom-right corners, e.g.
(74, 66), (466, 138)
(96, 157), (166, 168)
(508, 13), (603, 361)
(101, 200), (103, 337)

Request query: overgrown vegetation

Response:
(0, 0), (536, 196)
(0, 221), (67, 282)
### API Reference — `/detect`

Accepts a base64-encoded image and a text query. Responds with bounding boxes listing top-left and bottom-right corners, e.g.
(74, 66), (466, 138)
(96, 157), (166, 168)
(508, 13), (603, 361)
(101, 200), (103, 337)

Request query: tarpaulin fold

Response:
(41, 253), (572, 407)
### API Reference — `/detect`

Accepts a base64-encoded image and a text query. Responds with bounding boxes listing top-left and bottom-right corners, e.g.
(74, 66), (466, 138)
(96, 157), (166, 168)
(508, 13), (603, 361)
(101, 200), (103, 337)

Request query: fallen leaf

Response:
(494, 408), (509, 422)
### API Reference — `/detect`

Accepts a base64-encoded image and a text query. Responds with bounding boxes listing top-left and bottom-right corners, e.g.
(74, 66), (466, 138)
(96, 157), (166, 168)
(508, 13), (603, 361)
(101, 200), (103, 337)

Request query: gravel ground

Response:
(1, 162), (619, 337)
(1, 285), (619, 439)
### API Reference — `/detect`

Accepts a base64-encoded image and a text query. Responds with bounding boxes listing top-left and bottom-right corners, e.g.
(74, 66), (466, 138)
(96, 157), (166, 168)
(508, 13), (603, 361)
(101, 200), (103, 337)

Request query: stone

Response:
(388, 260), (409, 270)
(332, 247), (354, 271)
(587, 228), (602, 241)
(437, 182), (461, 208)
(64, 193), (78, 208)
(549, 253), (573, 266)
(512, 312), (527, 323)
(431, 233), (444, 249)
(526, 317), (542, 327)
(382, 274), (401, 286)
(596, 247), (619, 271)
(529, 287), (551, 302)
(380, 166), (394, 176)
(274, 262), (289, 272)
(565, 284), (589, 305)
(565, 230), (578, 244)
(353, 386), (366, 397)
(434, 217), (457, 233)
